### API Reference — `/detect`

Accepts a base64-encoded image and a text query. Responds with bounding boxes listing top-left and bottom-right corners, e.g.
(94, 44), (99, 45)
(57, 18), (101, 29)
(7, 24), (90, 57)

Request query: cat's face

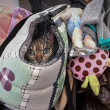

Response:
(25, 38), (54, 64)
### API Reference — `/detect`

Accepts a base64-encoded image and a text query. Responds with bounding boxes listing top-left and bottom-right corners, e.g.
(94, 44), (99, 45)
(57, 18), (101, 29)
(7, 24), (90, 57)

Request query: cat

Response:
(25, 36), (54, 64)
(24, 19), (59, 64)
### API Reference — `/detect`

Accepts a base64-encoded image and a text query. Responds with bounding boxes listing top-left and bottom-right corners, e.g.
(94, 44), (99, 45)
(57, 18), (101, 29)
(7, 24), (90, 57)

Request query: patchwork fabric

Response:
(0, 68), (15, 91)
(0, 4), (69, 110)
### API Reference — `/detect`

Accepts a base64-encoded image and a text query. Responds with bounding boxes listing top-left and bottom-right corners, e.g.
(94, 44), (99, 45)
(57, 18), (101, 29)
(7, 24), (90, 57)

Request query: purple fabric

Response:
(7, 7), (32, 37)
(0, 68), (15, 91)
(18, 7), (32, 18)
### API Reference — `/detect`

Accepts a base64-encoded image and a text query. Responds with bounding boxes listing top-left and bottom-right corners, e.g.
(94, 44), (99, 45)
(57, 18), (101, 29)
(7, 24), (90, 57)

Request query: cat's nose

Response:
(36, 58), (42, 63)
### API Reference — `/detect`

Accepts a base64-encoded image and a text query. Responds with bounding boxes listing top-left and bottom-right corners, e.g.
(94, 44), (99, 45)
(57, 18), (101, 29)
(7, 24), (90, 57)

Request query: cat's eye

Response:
(27, 49), (35, 55)
(43, 48), (50, 54)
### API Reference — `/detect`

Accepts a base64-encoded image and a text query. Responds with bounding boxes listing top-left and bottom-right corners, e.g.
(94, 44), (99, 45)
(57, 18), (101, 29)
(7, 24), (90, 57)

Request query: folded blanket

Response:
(80, 0), (110, 50)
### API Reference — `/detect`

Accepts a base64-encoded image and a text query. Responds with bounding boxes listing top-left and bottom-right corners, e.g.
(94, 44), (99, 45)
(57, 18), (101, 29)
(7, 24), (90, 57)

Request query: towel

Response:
(80, 0), (110, 50)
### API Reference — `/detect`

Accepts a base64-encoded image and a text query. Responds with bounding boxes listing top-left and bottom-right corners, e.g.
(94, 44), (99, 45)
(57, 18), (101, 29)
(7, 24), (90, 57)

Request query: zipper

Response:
(51, 4), (70, 22)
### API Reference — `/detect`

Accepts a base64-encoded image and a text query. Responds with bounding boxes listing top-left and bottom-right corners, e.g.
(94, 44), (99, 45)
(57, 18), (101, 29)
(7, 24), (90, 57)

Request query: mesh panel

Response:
(19, 16), (64, 67)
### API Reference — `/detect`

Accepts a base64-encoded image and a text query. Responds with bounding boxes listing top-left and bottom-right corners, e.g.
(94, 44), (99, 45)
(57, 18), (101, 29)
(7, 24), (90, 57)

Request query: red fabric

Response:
(0, 6), (23, 46)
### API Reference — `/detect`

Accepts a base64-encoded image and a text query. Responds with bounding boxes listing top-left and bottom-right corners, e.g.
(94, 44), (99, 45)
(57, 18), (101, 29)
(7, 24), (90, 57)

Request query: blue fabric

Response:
(67, 14), (87, 39)
(86, 24), (97, 33)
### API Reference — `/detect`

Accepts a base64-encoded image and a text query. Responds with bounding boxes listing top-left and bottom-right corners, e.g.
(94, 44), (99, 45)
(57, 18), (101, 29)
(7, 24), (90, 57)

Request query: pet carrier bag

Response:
(0, 4), (69, 110)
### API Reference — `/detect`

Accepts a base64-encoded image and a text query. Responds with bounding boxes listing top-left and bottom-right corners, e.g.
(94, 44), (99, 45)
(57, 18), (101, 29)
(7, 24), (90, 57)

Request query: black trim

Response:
(70, 0), (85, 6)
(51, 107), (56, 110)
(66, 69), (74, 110)
(50, 5), (67, 17)
(48, 49), (65, 109)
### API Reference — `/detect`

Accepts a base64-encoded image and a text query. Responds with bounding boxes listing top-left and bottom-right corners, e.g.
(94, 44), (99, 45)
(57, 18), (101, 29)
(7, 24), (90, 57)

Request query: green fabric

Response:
(53, 73), (65, 106)
(99, 37), (110, 44)
(99, 37), (110, 50)
(0, 84), (22, 106)
(100, 41), (110, 50)
(87, 24), (110, 50)
(0, 58), (32, 87)
(0, 58), (32, 106)
(57, 22), (68, 67)
(87, 24), (97, 33)
(52, 20), (68, 107)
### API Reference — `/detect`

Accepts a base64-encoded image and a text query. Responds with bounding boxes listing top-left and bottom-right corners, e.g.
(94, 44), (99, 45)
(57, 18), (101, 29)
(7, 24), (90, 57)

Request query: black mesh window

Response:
(19, 15), (64, 67)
